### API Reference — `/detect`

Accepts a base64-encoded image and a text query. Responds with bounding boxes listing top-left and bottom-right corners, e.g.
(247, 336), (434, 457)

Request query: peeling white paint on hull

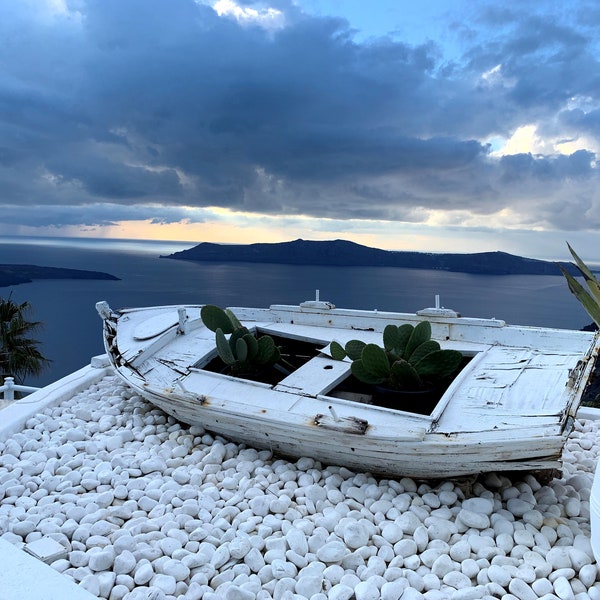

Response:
(97, 300), (600, 479)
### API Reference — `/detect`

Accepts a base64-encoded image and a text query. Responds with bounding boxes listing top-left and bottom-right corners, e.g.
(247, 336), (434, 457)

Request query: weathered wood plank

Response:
(274, 356), (351, 396)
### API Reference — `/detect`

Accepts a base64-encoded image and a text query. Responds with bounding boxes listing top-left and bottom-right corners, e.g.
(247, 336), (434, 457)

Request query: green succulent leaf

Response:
(361, 344), (390, 380)
(383, 325), (401, 352)
(242, 333), (258, 360)
(225, 309), (243, 331)
(408, 340), (440, 365)
(404, 321), (431, 359)
(215, 328), (235, 365)
(236, 337), (248, 362)
(201, 305), (235, 334)
(414, 349), (463, 379)
(351, 359), (386, 385)
(560, 266), (600, 327)
(392, 324), (413, 357)
(559, 243), (600, 327)
(390, 359), (421, 389)
(345, 339), (366, 361)
(256, 335), (277, 365)
(330, 341), (347, 361)
(229, 327), (250, 354)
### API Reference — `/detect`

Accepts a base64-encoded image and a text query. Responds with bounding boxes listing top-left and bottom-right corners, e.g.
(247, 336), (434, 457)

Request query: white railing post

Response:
(3, 377), (14, 401)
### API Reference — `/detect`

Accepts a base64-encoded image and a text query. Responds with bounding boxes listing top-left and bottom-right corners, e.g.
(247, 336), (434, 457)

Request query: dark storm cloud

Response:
(1, 0), (600, 231)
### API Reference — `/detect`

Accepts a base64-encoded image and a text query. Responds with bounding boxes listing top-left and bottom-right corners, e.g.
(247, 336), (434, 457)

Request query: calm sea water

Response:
(0, 236), (591, 387)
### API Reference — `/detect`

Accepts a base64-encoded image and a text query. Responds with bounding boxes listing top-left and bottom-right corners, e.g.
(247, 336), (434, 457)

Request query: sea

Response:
(0, 235), (592, 387)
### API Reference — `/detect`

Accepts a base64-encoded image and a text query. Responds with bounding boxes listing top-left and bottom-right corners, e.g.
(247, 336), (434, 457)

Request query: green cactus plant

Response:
(559, 243), (600, 327)
(201, 305), (281, 376)
(331, 321), (463, 392)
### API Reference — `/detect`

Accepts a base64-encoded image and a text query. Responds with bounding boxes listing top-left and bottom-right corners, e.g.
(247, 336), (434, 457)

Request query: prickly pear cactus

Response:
(331, 319), (463, 391)
(408, 340), (440, 365)
(256, 335), (280, 366)
(389, 359), (421, 389)
(330, 341), (347, 361)
(404, 321), (431, 360)
(203, 304), (281, 375)
(201, 305), (236, 334)
(360, 344), (390, 382)
(215, 328), (235, 365)
(413, 349), (462, 379)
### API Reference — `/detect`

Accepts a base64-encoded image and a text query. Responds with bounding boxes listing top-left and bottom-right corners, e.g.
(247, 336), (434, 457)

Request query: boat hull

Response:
(98, 301), (599, 479)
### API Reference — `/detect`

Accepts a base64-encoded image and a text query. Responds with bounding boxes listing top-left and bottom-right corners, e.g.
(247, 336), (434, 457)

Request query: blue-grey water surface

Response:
(0, 236), (591, 386)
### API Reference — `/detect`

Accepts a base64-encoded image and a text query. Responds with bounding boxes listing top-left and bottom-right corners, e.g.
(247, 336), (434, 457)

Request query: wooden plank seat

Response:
(274, 355), (351, 397)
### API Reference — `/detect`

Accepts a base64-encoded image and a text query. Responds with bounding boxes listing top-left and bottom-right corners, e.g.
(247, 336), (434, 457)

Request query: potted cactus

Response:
(201, 305), (282, 381)
(330, 321), (463, 413)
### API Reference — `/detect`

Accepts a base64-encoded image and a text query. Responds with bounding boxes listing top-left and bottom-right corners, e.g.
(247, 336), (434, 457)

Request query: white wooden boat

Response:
(96, 296), (600, 479)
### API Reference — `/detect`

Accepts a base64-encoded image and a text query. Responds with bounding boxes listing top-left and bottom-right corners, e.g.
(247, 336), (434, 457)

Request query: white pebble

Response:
(442, 571), (471, 589)
(316, 541), (349, 563)
(354, 579), (380, 600)
(553, 575), (575, 600)
(487, 564), (511, 588)
(462, 497), (494, 515)
(508, 577), (538, 600)
(114, 551), (136, 575)
(457, 509), (490, 530)
(328, 583), (354, 600)
(88, 548), (115, 571)
(342, 521), (370, 550)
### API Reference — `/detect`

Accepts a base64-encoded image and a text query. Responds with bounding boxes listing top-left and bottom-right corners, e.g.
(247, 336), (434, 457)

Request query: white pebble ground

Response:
(1, 375), (600, 600)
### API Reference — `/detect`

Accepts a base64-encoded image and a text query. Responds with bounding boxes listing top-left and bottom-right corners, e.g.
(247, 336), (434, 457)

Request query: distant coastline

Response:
(0, 264), (120, 288)
(163, 238), (575, 276)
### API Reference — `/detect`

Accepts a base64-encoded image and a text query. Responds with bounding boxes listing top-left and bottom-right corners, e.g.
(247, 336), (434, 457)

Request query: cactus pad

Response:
(404, 321), (431, 359)
(215, 328), (235, 365)
(330, 341), (347, 361)
(360, 344), (390, 381)
(414, 349), (462, 380)
(201, 305), (235, 334)
(390, 359), (421, 389)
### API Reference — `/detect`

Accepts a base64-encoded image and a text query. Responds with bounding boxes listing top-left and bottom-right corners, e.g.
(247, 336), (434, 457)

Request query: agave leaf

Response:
(351, 359), (386, 385)
(361, 344), (390, 380)
(215, 328), (235, 365)
(568, 242), (597, 281)
(414, 349), (463, 379)
(390, 359), (421, 389)
(201, 305), (235, 333)
(560, 265), (600, 327)
(566, 243), (600, 305)
(408, 340), (440, 365)
(345, 339), (366, 361)
(404, 321), (431, 359)
(330, 341), (347, 361)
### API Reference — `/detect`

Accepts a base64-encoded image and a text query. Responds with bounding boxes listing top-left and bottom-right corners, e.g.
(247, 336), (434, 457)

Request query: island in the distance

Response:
(0, 264), (120, 288)
(163, 239), (574, 276)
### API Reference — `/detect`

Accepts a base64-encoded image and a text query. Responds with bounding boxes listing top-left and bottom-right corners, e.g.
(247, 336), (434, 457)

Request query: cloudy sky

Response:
(2, 0), (600, 259)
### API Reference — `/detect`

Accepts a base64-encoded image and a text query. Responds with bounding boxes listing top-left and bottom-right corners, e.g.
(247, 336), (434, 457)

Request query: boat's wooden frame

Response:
(96, 298), (600, 479)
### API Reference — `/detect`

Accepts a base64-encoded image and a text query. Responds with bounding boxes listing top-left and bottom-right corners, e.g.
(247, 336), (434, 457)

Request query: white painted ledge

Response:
(577, 406), (600, 421)
(0, 538), (98, 599)
(0, 354), (113, 442)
